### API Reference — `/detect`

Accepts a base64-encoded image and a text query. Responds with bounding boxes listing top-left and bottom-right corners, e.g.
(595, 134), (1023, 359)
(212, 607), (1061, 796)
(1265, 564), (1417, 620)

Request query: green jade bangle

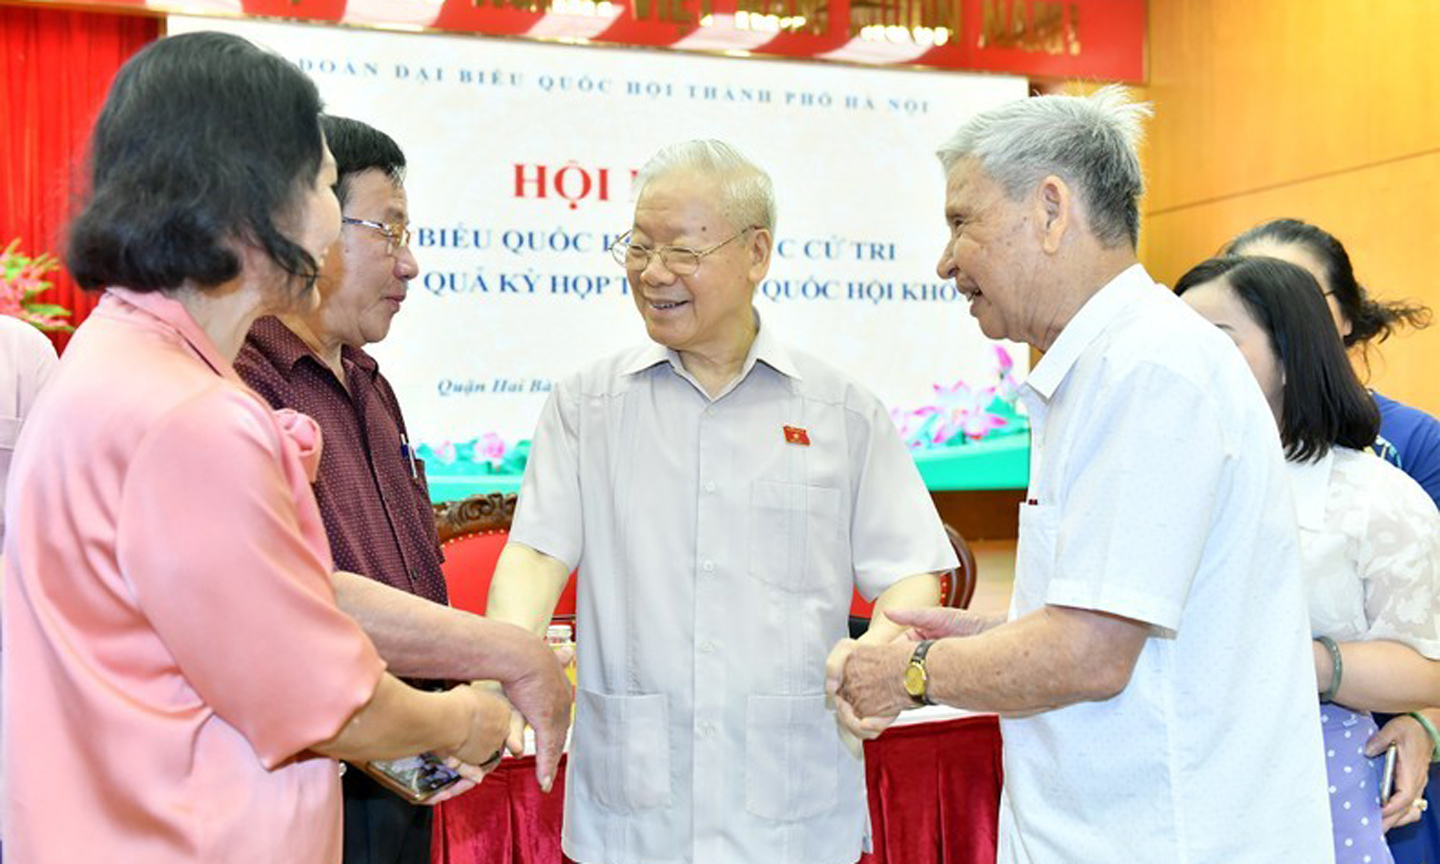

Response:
(1315, 636), (1343, 704)
(1409, 712), (1440, 763)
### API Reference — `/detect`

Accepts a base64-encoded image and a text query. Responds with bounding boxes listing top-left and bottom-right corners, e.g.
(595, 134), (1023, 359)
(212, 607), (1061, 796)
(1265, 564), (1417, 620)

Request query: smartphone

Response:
(1380, 743), (1399, 804)
(362, 752), (463, 804)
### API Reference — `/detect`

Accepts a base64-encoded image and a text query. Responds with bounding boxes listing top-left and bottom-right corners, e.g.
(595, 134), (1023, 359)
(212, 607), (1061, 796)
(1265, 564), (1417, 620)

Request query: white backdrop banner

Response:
(168, 15), (1031, 496)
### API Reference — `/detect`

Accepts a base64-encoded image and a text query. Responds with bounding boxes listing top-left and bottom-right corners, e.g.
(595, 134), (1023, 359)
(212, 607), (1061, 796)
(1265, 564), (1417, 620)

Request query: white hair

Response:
(936, 84), (1152, 247)
(635, 139), (777, 233)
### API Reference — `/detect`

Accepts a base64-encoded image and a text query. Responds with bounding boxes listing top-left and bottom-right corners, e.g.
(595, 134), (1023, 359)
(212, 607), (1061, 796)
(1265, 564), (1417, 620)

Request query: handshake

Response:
(824, 606), (999, 741)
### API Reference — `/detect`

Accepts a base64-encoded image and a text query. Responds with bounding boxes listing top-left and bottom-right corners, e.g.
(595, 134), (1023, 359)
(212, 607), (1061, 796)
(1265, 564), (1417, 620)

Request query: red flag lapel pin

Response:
(783, 425), (811, 446)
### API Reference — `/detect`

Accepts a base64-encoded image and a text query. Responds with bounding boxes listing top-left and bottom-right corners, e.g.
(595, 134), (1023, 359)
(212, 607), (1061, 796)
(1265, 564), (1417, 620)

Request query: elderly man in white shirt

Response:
(486, 139), (956, 864)
(831, 87), (1335, 863)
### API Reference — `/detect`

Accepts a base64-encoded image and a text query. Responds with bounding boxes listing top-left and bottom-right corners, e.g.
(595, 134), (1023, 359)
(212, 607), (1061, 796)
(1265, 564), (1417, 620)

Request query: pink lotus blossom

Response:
(477, 432), (508, 463)
(432, 440), (458, 465)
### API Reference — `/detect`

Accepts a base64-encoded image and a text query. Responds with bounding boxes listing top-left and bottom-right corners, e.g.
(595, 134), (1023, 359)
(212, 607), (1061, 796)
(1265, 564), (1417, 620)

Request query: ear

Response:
(1033, 175), (1072, 255)
(746, 227), (774, 283)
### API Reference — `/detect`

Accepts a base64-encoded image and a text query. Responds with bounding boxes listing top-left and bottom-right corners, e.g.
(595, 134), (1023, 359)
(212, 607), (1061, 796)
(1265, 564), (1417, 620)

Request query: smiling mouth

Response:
(649, 299), (689, 311)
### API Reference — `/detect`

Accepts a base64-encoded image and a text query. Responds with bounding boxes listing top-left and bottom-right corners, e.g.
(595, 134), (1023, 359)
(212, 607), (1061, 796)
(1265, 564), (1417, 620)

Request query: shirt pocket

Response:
(1013, 503), (1059, 614)
(748, 480), (842, 593)
(744, 693), (837, 821)
(409, 455), (433, 501)
(571, 688), (672, 813)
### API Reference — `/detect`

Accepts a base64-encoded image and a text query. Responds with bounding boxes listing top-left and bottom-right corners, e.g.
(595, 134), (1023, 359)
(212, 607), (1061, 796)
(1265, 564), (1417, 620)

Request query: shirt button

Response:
(699, 641), (715, 654)
(702, 481), (716, 493)
(701, 560), (715, 573)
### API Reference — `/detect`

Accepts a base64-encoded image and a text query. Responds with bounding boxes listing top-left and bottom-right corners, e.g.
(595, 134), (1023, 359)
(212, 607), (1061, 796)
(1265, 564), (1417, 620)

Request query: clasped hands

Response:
(825, 607), (992, 740)
(437, 640), (574, 802)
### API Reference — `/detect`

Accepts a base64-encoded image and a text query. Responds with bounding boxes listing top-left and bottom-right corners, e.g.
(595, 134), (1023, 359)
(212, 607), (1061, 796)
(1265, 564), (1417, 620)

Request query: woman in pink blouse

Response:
(1, 32), (508, 864)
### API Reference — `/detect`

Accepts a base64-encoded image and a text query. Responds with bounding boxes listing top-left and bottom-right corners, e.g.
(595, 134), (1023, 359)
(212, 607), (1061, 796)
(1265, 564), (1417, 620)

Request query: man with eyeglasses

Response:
(486, 139), (956, 864)
(235, 116), (572, 864)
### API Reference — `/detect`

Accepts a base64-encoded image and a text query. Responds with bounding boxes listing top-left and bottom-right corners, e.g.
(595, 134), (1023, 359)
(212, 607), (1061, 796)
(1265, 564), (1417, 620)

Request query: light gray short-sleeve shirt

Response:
(511, 315), (956, 864)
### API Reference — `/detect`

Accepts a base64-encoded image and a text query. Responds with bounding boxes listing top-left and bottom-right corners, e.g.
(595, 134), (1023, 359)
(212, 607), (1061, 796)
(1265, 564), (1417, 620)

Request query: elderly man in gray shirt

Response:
(486, 139), (956, 864)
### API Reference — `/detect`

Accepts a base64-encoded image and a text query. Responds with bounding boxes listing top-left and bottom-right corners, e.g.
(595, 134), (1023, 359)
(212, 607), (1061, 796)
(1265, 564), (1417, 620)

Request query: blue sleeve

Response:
(1377, 393), (1440, 508)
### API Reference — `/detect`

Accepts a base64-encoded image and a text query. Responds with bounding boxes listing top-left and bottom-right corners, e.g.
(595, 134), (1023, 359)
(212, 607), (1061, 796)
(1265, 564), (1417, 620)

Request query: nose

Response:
(394, 244), (419, 281)
(935, 244), (957, 280)
(640, 252), (675, 284)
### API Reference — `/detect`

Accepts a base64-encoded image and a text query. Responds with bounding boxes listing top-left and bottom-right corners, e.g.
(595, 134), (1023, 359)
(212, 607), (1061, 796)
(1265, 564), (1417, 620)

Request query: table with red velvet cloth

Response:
(433, 714), (1003, 864)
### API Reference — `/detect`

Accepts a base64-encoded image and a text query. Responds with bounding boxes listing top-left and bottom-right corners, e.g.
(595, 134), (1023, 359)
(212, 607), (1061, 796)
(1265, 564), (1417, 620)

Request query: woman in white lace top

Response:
(1177, 254), (1440, 864)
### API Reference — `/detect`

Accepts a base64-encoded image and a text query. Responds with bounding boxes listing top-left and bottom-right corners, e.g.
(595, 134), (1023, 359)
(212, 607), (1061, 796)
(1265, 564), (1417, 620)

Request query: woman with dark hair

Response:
(1176, 255), (1440, 864)
(1226, 219), (1439, 505)
(2, 32), (508, 864)
(1227, 219), (1440, 864)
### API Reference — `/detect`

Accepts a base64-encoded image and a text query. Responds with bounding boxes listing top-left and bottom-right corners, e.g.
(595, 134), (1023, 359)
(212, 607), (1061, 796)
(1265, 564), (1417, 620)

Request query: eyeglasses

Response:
(342, 217), (412, 255)
(609, 226), (756, 276)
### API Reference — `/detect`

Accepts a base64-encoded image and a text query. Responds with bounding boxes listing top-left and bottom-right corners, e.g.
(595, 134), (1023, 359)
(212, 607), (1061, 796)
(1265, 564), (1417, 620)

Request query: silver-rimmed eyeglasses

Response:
(342, 217), (412, 255)
(608, 226), (756, 276)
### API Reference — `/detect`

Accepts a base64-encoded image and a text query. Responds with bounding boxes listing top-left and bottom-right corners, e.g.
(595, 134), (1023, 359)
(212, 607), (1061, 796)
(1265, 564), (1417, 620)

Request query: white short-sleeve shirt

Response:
(511, 314), (956, 864)
(998, 266), (1334, 864)
(1290, 446), (1440, 656)
(0, 315), (58, 544)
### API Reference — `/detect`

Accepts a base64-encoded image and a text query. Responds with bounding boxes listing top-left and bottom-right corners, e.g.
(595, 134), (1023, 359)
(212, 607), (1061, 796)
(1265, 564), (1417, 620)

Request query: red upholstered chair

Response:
(432, 492), (577, 616)
(848, 523), (978, 637)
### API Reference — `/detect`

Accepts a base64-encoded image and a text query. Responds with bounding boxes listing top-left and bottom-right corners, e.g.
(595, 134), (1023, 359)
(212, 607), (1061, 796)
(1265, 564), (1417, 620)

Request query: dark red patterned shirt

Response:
(235, 317), (447, 607)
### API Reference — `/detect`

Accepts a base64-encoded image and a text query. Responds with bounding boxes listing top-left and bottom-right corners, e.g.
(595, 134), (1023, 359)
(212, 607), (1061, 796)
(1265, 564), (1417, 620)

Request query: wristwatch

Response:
(903, 639), (937, 706)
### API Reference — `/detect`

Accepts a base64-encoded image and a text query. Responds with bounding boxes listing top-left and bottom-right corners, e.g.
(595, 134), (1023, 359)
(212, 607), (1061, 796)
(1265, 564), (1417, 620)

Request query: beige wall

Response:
(1130, 0), (1439, 414)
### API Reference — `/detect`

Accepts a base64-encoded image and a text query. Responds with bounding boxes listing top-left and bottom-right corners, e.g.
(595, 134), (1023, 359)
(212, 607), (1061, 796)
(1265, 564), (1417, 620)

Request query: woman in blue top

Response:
(1226, 219), (1438, 505)
(1227, 218), (1440, 862)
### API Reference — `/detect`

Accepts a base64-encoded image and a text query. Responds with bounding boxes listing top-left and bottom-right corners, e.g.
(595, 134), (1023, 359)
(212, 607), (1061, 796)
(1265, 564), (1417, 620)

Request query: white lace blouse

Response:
(1290, 445), (1440, 657)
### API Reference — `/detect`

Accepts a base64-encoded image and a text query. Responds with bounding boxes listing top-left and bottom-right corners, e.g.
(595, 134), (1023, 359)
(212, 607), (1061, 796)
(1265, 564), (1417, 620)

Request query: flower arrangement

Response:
(417, 346), (1028, 482)
(418, 433), (531, 476)
(890, 345), (1028, 451)
(0, 239), (75, 331)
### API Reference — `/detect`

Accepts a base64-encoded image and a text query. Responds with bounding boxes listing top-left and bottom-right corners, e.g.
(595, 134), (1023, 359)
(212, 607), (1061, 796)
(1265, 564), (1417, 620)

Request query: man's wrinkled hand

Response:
(497, 638), (573, 793)
(883, 607), (995, 641)
(826, 639), (896, 741)
(836, 640), (916, 723)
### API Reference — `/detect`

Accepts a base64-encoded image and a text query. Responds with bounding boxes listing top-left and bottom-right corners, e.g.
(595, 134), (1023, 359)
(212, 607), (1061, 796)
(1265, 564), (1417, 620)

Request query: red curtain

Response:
(0, 4), (159, 354)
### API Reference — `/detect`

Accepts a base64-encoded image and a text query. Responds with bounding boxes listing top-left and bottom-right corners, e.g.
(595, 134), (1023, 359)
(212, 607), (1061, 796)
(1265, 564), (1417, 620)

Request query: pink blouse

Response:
(2, 288), (386, 863)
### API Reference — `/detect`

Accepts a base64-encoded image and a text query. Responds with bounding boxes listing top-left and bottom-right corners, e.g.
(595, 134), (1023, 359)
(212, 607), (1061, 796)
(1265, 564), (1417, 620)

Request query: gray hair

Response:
(635, 139), (777, 234)
(936, 85), (1152, 248)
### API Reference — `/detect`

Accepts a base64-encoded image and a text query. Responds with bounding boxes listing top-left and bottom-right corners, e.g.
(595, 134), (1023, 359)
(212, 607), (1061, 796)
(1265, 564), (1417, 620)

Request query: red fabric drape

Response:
(860, 715), (1004, 864)
(0, 4), (159, 354)
(434, 755), (576, 864)
(434, 716), (1003, 864)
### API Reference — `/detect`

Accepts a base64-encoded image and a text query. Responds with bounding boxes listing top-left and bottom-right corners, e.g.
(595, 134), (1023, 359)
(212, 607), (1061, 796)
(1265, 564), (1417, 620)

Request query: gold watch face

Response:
(903, 662), (927, 698)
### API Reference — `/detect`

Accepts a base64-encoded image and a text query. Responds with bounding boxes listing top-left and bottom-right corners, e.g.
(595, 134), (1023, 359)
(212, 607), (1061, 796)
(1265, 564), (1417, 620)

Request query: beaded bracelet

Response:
(1315, 636), (1343, 703)
(1410, 712), (1440, 763)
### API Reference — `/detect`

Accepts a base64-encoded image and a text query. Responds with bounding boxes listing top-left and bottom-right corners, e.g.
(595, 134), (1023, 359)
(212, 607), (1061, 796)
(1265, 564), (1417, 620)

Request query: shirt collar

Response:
(618, 308), (802, 384)
(246, 315), (378, 380)
(1023, 263), (1154, 401)
(105, 287), (245, 386)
